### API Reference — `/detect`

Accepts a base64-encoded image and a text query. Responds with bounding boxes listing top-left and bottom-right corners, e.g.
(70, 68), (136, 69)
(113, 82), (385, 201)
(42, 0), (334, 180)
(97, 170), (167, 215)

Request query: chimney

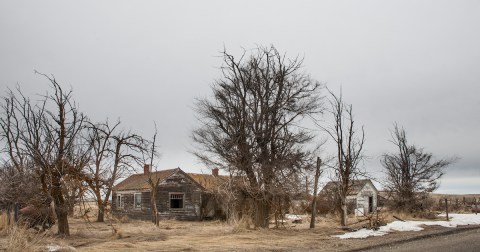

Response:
(212, 168), (219, 177)
(144, 164), (151, 174)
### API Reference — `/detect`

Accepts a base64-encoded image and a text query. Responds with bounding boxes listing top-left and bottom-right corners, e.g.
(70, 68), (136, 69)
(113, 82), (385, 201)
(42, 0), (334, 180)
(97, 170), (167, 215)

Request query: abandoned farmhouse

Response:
(112, 165), (227, 221)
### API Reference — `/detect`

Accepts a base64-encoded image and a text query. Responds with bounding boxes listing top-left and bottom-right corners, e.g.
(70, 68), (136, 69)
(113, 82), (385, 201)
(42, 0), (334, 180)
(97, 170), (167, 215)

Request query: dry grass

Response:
(0, 211), (478, 251)
(0, 223), (62, 251)
(431, 193), (480, 200)
(0, 213), (11, 232)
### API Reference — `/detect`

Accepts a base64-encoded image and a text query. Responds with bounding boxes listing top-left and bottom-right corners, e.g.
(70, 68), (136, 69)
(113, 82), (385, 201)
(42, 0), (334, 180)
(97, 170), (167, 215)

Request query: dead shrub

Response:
(231, 216), (253, 233)
(417, 211), (437, 219)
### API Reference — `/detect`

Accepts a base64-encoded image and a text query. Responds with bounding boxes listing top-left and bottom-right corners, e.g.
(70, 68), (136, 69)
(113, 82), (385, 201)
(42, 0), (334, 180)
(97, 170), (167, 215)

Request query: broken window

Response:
(170, 193), (184, 208)
(134, 193), (142, 209)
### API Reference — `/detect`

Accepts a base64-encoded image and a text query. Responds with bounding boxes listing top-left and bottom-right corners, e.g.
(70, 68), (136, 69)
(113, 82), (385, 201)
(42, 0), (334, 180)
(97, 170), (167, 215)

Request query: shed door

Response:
(368, 196), (373, 213)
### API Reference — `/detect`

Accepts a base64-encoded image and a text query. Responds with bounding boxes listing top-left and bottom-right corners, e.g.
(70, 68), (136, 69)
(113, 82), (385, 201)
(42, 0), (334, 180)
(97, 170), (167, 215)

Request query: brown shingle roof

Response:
(187, 173), (229, 191)
(113, 168), (177, 191)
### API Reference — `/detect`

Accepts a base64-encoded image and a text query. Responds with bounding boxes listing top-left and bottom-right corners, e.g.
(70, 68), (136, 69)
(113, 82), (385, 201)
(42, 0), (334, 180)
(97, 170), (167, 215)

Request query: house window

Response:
(134, 193), (142, 209)
(117, 194), (124, 209)
(170, 193), (184, 209)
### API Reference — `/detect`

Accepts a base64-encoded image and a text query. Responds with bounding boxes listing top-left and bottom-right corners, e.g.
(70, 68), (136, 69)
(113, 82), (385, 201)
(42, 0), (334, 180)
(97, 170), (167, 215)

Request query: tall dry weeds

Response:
(0, 212), (11, 231)
(3, 224), (54, 251)
(231, 216), (254, 233)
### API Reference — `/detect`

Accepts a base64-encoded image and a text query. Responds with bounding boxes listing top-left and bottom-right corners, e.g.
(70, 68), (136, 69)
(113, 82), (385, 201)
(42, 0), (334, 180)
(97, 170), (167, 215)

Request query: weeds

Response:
(4, 224), (53, 251)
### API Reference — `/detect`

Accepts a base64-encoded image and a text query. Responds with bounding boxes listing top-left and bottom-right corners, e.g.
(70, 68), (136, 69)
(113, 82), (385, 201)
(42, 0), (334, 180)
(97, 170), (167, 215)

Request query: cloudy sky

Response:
(1, 1), (479, 194)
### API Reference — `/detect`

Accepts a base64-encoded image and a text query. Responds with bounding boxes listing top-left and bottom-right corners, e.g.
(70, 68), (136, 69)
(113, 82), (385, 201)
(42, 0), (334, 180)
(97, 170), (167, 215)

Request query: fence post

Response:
(475, 198), (478, 215)
(14, 203), (19, 223)
(445, 198), (449, 221)
(7, 205), (11, 226)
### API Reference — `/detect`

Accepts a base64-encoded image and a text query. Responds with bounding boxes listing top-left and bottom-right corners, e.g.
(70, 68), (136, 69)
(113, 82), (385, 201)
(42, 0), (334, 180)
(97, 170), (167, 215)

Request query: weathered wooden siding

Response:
(156, 171), (203, 221)
(112, 170), (204, 221)
(111, 191), (151, 220)
(355, 182), (377, 214)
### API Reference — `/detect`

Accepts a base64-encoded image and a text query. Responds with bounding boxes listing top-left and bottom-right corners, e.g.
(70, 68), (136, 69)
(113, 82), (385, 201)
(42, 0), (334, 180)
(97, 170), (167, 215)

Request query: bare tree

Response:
(0, 87), (26, 174)
(145, 122), (161, 226)
(84, 120), (117, 222)
(193, 45), (323, 228)
(0, 73), (89, 236)
(0, 88), (32, 210)
(321, 89), (365, 227)
(381, 123), (454, 212)
(85, 120), (146, 222)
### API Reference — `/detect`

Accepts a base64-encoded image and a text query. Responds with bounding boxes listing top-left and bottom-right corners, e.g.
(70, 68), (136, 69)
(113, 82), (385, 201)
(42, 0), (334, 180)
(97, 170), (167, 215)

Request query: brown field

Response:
(430, 193), (480, 201)
(1, 211), (477, 252)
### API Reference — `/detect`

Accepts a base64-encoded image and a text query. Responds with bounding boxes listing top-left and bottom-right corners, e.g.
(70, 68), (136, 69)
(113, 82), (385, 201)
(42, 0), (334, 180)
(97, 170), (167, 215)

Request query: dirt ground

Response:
(0, 215), (478, 252)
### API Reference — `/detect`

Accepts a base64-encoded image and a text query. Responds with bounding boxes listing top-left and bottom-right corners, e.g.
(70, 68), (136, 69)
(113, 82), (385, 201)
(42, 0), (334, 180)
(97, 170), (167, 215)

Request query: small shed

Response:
(319, 179), (378, 215)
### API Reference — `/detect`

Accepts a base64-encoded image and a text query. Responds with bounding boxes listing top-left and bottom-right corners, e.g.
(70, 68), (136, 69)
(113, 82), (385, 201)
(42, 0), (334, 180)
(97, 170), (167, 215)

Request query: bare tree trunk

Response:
(151, 189), (159, 226)
(97, 204), (105, 222)
(255, 199), (270, 228)
(310, 157), (322, 229)
(147, 124), (160, 226)
(56, 209), (69, 236)
(68, 194), (76, 217)
(52, 177), (69, 236)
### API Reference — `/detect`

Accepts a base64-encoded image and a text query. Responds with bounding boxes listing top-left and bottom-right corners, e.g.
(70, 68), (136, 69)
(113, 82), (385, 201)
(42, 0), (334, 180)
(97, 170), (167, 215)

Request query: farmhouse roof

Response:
(113, 167), (233, 192)
(320, 179), (375, 196)
(188, 173), (229, 191)
(113, 168), (178, 191)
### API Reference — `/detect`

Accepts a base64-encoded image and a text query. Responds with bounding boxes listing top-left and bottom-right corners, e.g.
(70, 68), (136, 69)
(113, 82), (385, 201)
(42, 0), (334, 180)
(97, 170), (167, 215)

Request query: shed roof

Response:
(320, 179), (375, 196)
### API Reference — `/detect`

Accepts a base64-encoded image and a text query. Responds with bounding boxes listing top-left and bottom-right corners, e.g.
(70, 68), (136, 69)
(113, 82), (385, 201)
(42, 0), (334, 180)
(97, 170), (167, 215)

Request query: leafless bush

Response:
(382, 124), (455, 214)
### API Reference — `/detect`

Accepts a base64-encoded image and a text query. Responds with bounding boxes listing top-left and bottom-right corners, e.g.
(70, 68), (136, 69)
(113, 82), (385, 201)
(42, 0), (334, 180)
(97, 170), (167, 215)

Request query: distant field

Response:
(430, 193), (480, 200)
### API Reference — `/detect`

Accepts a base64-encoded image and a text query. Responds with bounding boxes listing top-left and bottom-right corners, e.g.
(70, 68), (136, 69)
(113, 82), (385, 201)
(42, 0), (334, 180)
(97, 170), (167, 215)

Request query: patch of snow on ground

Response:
(47, 244), (62, 252)
(334, 214), (480, 239)
(285, 214), (306, 220)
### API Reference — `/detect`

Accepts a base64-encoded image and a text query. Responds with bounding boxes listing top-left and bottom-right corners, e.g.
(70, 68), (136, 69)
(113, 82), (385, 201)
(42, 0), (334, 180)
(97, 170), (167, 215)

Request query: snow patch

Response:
(47, 244), (63, 252)
(334, 214), (480, 239)
(285, 214), (306, 221)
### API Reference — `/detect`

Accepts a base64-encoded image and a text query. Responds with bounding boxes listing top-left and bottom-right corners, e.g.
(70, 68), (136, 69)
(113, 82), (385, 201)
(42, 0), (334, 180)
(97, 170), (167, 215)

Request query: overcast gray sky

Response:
(1, 1), (479, 194)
